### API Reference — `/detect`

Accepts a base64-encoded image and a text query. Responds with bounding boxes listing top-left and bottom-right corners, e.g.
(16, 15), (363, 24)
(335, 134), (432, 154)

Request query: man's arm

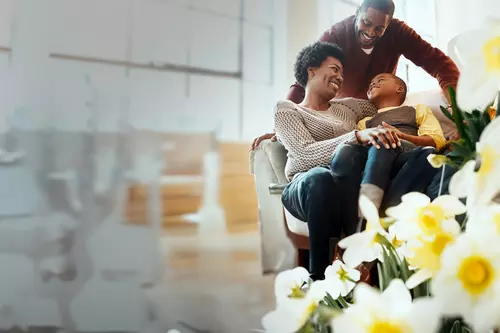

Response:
(398, 23), (460, 104)
(286, 27), (340, 103)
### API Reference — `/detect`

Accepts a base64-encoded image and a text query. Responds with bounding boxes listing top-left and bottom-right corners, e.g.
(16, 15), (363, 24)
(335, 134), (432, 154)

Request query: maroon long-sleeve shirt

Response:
(287, 16), (460, 103)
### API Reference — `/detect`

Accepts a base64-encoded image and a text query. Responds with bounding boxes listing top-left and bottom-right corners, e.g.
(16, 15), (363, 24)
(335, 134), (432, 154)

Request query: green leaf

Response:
(448, 87), (474, 151)
(440, 105), (454, 121)
(377, 262), (386, 291)
(337, 295), (349, 308)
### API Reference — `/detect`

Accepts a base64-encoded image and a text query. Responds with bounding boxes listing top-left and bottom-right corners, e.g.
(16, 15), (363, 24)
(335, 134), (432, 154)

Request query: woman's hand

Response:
(250, 132), (277, 151)
(355, 127), (401, 149)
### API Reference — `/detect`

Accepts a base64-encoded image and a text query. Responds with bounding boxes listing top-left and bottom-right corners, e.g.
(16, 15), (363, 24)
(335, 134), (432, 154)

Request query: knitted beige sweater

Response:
(274, 98), (377, 180)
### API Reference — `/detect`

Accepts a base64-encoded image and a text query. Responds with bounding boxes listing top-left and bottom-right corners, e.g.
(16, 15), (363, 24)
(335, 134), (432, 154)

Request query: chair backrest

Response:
(403, 89), (458, 140)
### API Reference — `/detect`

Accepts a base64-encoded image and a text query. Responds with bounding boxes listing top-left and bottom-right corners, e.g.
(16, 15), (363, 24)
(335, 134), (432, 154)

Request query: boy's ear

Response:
(396, 85), (405, 94)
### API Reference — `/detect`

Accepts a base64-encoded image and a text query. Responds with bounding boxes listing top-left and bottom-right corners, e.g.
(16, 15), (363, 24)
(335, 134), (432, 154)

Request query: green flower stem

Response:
(337, 296), (349, 308)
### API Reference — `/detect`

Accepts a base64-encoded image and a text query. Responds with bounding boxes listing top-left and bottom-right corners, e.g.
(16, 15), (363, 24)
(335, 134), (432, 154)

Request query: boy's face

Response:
(367, 73), (403, 102)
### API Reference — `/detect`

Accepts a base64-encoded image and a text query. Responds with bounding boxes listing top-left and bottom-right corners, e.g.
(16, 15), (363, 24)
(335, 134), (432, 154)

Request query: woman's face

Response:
(308, 56), (344, 101)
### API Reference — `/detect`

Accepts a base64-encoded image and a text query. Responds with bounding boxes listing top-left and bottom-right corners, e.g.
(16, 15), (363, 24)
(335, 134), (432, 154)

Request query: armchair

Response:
(250, 89), (458, 275)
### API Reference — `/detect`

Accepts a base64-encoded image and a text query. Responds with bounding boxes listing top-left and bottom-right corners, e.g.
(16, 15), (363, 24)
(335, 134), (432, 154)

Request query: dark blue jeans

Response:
(282, 143), (447, 278)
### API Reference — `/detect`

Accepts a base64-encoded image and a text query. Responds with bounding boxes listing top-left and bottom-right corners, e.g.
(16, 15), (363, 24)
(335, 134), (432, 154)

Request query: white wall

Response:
(1, 0), (291, 142)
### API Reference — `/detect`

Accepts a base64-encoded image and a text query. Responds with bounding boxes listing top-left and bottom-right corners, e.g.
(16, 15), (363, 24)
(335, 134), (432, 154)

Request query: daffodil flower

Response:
(332, 279), (442, 333)
(427, 154), (450, 169)
(451, 22), (500, 111)
(324, 260), (360, 298)
(274, 267), (310, 305)
(432, 229), (500, 332)
(449, 116), (500, 209)
(338, 196), (388, 267)
(466, 203), (500, 236)
(386, 193), (466, 241)
(405, 219), (461, 289)
(262, 280), (338, 333)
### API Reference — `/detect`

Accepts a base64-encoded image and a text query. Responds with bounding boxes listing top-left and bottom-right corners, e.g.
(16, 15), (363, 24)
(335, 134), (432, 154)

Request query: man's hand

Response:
(250, 132), (277, 151)
(355, 127), (401, 149)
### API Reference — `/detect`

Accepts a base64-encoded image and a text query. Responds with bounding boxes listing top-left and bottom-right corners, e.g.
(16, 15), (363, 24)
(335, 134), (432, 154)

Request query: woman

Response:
(275, 41), (403, 280)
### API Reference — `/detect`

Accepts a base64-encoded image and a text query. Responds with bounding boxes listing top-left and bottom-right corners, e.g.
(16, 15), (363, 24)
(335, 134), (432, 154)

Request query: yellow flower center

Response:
(391, 235), (404, 248)
(431, 233), (454, 255)
(483, 36), (500, 71)
(418, 204), (445, 234)
(337, 266), (348, 281)
(370, 321), (404, 333)
(300, 301), (318, 325)
(458, 256), (495, 296)
(289, 284), (306, 299)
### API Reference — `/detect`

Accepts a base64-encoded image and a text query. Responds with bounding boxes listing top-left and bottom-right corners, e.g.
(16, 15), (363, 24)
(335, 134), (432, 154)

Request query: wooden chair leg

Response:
(296, 249), (309, 270)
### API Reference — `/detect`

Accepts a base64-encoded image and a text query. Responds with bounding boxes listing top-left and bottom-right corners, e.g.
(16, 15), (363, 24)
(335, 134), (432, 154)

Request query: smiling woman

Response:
(273, 41), (401, 279)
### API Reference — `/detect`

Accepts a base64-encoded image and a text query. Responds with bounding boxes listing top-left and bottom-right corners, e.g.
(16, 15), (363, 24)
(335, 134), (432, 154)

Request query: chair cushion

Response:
(284, 208), (309, 236)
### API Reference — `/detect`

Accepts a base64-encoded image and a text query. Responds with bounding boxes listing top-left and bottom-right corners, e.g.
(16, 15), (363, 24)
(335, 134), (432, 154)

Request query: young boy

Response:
(355, 73), (446, 212)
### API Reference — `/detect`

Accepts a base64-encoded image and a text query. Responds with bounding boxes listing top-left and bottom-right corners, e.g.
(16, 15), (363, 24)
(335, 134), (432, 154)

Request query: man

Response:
(250, 0), (459, 150)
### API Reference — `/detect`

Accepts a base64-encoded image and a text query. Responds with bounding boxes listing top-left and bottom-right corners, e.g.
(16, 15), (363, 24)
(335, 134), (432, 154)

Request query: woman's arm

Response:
(274, 101), (357, 171)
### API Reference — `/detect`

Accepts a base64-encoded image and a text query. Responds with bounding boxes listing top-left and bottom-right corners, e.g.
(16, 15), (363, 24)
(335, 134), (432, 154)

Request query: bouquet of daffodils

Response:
(262, 24), (500, 333)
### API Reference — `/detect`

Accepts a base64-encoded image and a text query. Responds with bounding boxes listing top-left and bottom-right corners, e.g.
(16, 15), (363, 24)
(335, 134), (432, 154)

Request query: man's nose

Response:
(337, 75), (344, 84)
(365, 27), (375, 37)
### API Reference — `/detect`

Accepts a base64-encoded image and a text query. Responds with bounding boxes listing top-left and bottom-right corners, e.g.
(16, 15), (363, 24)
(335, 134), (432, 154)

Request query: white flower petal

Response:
(407, 297), (443, 333)
(388, 220), (421, 241)
(401, 192), (431, 207)
(262, 307), (303, 333)
(405, 268), (433, 289)
(456, 55), (499, 111)
(381, 279), (412, 310)
(432, 195), (466, 216)
(449, 160), (476, 198)
(480, 113), (500, 143)
(359, 195), (381, 228)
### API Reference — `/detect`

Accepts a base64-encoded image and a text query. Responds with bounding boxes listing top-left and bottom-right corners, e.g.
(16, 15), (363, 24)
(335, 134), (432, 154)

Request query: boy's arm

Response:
(357, 117), (371, 130)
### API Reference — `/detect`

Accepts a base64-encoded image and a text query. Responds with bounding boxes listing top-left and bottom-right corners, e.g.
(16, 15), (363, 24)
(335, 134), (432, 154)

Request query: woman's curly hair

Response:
(294, 42), (345, 87)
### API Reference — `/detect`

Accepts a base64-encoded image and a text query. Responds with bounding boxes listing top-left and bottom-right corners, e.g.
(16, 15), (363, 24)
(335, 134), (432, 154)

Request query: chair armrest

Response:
(249, 139), (289, 185)
(269, 183), (286, 194)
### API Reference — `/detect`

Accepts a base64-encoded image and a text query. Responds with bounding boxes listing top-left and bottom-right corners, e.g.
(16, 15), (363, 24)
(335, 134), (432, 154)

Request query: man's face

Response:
(354, 7), (391, 48)
(309, 56), (344, 101)
(367, 73), (402, 101)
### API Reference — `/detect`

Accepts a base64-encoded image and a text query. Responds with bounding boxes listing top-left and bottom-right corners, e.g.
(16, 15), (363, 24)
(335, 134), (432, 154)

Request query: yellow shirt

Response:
(357, 104), (447, 151)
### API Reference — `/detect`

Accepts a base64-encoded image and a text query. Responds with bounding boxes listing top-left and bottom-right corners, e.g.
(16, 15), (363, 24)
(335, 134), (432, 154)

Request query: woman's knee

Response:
(302, 167), (336, 196)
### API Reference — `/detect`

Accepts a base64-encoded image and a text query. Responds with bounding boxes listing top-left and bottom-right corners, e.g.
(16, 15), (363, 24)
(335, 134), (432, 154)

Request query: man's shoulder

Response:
(330, 15), (355, 32)
(386, 18), (417, 37)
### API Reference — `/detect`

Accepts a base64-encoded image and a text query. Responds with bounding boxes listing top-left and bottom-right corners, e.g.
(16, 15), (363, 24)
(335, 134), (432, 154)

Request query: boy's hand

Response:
(355, 127), (400, 149)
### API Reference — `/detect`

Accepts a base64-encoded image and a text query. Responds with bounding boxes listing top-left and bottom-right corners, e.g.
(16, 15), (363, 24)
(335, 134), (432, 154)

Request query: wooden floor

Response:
(148, 225), (276, 333)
